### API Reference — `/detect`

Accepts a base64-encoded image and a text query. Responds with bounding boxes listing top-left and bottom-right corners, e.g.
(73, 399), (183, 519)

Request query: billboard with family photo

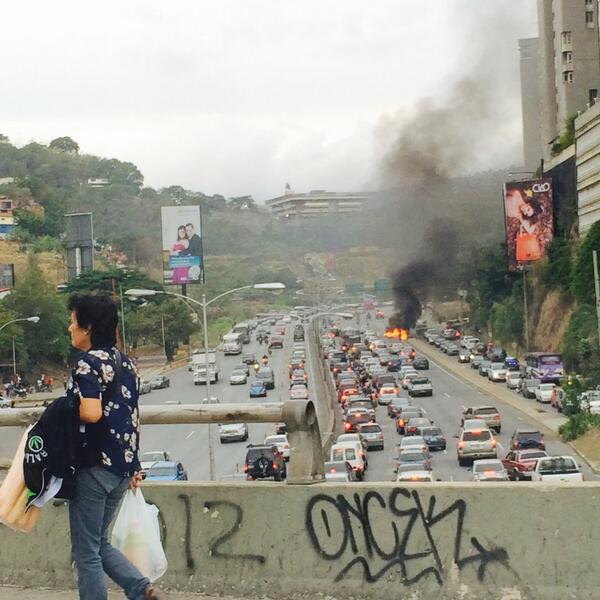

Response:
(503, 178), (554, 271)
(161, 206), (204, 285)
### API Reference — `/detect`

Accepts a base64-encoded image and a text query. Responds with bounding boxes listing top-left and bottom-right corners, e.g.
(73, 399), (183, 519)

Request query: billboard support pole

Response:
(181, 284), (187, 297)
(202, 292), (216, 481)
(523, 266), (530, 352)
(593, 251), (600, 349)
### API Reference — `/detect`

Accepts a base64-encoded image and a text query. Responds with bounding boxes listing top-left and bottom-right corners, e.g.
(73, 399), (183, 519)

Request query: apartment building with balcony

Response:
(266, 189), (376, 219)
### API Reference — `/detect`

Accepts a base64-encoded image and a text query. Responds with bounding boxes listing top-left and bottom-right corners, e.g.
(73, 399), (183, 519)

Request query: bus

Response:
(232, 323), (251, 344)
(524, 353), (564, 384)
(222, 332), (243, 355)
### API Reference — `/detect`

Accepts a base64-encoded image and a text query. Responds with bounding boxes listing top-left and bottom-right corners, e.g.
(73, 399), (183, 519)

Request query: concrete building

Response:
(266, 189), (376, 218)
(520, 1), (600, 166)
(519, 38), (542, 172)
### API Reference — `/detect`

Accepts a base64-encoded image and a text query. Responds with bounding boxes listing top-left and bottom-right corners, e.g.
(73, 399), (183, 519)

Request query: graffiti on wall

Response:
(305, 489), (509, 585)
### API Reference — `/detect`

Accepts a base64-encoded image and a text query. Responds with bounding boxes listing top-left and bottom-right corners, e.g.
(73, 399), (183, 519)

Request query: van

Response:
(330, 442), (365, 479)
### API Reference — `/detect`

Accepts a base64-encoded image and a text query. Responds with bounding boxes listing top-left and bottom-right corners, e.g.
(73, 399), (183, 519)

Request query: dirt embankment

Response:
(530, 288), (573, 353)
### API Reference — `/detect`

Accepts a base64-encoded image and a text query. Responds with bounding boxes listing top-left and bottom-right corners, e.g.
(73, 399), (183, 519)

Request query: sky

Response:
(2, 1), (537, 201)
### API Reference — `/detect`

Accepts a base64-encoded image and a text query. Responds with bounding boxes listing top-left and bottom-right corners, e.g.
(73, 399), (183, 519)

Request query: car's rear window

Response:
(517, 431), (543, 441)
(325, 462), (346, 473)
(463, 430), (492, 441)
(411, 378), (429, 384)
(473, 462), (503, 473)
(475, 407), (499, 416)
(520, 451), (547, 460)
(538, 457), (578, 474)
(360, 425), (381, 433)
(422, 427), (442, 436)
(247, 448), (275, 460)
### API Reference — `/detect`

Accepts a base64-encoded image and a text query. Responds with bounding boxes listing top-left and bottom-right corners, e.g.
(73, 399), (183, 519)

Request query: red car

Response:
(375, 311), (385, 319)
(501, 449), (549, 480)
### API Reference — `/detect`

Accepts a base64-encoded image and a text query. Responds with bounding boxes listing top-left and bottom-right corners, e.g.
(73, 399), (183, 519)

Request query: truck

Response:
(530, 455), (583, 482)
(191, 350), (220, 384)
(222, 332), (243, 355)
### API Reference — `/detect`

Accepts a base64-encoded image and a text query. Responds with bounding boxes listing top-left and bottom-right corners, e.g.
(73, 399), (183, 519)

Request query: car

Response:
(229, 369), (248, 385)
(387, 397), (412, 418)
(471, 459), (509, 482)
(140, 450), (171, 478)
(145, 461), (188, 481)
(241, 353), (257, 365)
(478, 361), (492, 377)
(505, 356), (520, 371)
(149, 375), (170, 389)
(397, 435), (428, 454)
(200, 395), (220, 404)
(264, 434), (290, 460)
(344, 409), (373, 432)
(375, 310), (385, 319)
(330, 442), (365, 480)
(395, 464), (434, 482)
(488, 363), (508, 382)
(510, 428), (545, 450)
(396, 408), (425, 434)
(377, 391), (399, 406)
(412, 357), (429, 370)
(288, 358), (305, 373)
(336, 433), (369, 459)
(244, 445), (287, 480)
(290, 369), (308, 385)
(445, 344), (460, 356)
(139, 380), (152, 395)
(458, 349), (471, 363)
(290, 384), (309, 400)
(357, 423), (384, 451)
(249, 381), (267, 397)
(268, 336), (284, 349)
(471, 355), (484, 370)
(233, 362), (251, 376)
(502, 449), (549, 480)
(401, 372), (420, 389)
(407, 376), (433, 397)
(219, 422), (249, 443)
(520, 378), (542, 399)
(387, 358), (404, 372)
(535, 383), (557, 403)
(255, 367), (275, 389)
(457, 427), (497, 466)
(417, 426), (447, 451)
(345, 398), (376, 415)
(324, 461), (358, 482)
(506, 371), (523, 390)
(461, 406), (502, 433)
(0, 397), (13, 409)
(396, 448), (432, 472)
(402, 416), (430, 436)
(530, 455), (583, 482)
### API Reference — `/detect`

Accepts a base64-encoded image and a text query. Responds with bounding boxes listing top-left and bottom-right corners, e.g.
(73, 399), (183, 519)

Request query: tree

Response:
(227, 195), (256, 211)
(571, 220), (600, 306)
(49, 136), (80, 154)
(2, 256), (70, 369)
(0, 134), (9, 143)
(63, 268), (162, 296)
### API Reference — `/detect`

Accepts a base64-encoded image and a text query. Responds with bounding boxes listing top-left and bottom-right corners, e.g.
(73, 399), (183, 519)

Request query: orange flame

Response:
(384, 327), (409, 341)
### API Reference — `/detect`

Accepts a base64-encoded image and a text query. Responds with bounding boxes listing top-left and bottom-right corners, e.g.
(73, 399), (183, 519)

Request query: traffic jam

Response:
(321, 314), (586, 484)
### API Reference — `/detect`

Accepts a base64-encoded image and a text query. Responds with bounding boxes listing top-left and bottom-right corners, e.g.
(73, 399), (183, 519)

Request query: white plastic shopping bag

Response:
(111, 489), (167, 582)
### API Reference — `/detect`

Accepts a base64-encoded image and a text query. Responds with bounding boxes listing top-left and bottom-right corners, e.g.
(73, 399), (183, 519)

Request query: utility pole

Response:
(522, 267), (530, 352)
(12, 336), (16, 376)
(593, 251), (600, 348)
(119, 283), (127, 352)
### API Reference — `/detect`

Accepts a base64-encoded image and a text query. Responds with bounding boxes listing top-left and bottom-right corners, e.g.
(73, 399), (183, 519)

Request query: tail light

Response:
(243, 463), (249, 472)
(491, 439), (497, 448)
(540, 441), (545, 449)
(378, 433), (384, 440)
(344, 422), (352, 430)
(273, 462), (279, 469)
(514, 441), (519, 448)
(458, 442), (465, 449)
(284, 444), (289, 449)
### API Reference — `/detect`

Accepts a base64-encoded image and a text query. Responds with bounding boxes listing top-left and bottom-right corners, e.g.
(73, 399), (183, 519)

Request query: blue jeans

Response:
(69, 466), (150, 600)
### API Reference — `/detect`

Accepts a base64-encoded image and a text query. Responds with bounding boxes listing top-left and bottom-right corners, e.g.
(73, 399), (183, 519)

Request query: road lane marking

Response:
(444, 392), (451, 398)
(186, 430), (196, 439)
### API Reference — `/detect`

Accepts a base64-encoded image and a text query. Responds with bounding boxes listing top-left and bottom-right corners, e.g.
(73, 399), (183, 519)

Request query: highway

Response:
(338, 315), (598, 482)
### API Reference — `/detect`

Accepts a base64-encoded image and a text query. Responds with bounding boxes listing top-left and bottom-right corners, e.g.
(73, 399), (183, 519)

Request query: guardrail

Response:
(0, 400), (325, 484)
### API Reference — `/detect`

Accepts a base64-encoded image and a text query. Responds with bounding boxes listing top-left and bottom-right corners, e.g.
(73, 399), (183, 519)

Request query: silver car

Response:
(357, 423), (384, 451)
(457, 427), (497, 466)
(219, 423), (249, 443)
(471, 459), (509, 482)
(488, 363), (508, 382)
(324, 461), (358, 482)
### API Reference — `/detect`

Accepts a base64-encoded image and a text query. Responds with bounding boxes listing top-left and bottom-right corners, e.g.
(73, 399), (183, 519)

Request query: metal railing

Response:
(0, 400), (325, 485)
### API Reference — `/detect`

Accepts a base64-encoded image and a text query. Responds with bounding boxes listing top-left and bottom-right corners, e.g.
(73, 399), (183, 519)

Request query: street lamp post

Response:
(0, 316), (41, 377)
(125, 283), (285, 480)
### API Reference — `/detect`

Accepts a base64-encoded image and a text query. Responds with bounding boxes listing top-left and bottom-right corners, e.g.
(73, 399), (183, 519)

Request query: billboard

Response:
(503, 179), (553, 271)
(65, 212), (94, 281)
(161, 206), (204, 285)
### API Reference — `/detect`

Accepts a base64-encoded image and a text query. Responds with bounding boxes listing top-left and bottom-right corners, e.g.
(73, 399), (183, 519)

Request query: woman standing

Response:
(171, 225), (189, 284)
(67, 294), (162, 600)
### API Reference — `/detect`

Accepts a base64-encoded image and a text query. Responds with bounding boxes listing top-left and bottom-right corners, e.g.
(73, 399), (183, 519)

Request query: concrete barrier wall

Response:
(1, 482), (599, 599)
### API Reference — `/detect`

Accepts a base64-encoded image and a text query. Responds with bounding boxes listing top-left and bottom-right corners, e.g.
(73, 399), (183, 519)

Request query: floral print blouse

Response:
(67, 347), (141, 477)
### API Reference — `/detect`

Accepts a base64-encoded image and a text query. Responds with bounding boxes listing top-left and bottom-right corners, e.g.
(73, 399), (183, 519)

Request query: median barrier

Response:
(1, 481), (599, 599)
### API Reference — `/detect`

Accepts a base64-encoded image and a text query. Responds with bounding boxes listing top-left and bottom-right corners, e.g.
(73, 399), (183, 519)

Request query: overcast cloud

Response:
(2, 1), (537, 201)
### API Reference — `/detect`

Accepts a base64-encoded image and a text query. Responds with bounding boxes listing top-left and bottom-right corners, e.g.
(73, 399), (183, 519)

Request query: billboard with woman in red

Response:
(503, 179), (553, 271)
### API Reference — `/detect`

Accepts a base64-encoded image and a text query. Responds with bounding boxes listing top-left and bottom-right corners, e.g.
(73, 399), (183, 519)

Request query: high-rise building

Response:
(519, 38), (542, 171)
(266, 189), (376, 219)
(520, 1), (600, 164)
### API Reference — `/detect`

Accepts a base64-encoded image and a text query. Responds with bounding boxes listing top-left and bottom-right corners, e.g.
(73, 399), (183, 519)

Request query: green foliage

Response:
(559, 412), (600, 441)
(49, 136), (79, 154)
(571, 220), (600, 305)
(539, 238), (573, 292)
(562, 304), (599, 372)
(2, 256), (70, 368)
(552, 114), (576, 156)
(63, 268), (162, 296)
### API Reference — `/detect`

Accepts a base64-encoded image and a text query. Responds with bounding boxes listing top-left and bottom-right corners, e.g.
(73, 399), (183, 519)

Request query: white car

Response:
(336, 433), (368, 457)
(140, 450), (171, 478)
(471, 459), (509, 482)
(397, 435), (428, 455)
(330, 442), (365, 480)
(506, 371), (523, 390)
(229, 369), (248, 385)
(396, 466), (433, 482)
(201, 396), (220, 404)
(0, 397), (13, 409)
(407, 376), (433, 397)
(324, 461), (358, 482)
(535, 383), (556, 403)
(219, 423), (249, 443)
(264, 434), (290, 460)
(290, 384), (309, 400)
(488, 363), (508, 382)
